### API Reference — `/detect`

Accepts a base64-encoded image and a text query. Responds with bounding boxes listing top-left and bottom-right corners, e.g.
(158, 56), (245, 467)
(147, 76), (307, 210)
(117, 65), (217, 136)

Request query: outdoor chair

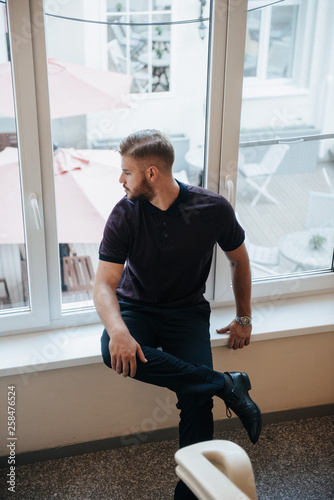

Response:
(19, 245), (28, 305)
(110, 21), (147, 57)
(62, 255), (95, 293)
(305, 192), (334, 230)
(0, 132), (17, 151)
(175, 440), (257, 500)
(108, 39), (149, 93)
(239, 144), (289, 207)
(322, 167), (334, 193)
(267, 40), (291, 78)
(247, 241), (280, 276)
(236, 214), (280, 276)
(0, 278), (11, 306)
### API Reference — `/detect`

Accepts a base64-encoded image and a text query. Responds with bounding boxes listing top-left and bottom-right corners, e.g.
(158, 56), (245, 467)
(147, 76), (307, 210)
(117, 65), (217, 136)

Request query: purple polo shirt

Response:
(99, 182), (245, 309)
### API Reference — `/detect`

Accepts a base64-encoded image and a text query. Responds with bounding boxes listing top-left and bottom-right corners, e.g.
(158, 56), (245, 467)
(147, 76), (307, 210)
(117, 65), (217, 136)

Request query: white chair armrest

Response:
(175, 440), (257, 500)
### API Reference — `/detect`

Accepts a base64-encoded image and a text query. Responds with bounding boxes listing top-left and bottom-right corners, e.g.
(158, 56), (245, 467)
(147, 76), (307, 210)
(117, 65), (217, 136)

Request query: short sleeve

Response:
(99, 200), (129, 264)
(217, 198), (245, 252)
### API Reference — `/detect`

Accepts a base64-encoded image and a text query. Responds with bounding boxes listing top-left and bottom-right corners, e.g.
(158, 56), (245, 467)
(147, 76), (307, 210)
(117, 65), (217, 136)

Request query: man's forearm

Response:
(93, 283), (126, 335)
(230, 259), (252, 317)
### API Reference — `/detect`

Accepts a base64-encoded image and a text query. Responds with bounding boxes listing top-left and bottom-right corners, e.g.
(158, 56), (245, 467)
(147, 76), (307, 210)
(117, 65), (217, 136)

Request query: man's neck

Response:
(149, 178), (180, 211)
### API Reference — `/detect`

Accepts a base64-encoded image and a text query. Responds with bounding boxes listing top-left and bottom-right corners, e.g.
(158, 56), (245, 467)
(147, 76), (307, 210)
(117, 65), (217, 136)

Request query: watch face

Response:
(237, 316), (251, 326)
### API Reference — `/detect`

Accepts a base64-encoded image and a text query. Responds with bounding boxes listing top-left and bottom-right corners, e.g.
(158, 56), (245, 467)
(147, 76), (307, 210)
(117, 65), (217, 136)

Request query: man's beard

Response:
(126, 176), (155, 202)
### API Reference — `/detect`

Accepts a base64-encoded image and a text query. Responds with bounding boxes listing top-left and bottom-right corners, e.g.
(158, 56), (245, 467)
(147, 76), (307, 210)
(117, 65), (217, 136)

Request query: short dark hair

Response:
(119, 129), (175, 170)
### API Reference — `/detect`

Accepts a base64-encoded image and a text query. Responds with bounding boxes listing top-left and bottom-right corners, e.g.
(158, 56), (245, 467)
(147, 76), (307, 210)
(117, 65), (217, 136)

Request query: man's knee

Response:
(176, 396), (214, 412)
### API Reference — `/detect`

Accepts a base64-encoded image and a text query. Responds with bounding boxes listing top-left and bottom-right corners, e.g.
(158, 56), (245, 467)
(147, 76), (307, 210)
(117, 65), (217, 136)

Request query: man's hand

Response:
(216, 319), (252, 350)
(94, 260), (147, 378)
(109, 329), (147, 378)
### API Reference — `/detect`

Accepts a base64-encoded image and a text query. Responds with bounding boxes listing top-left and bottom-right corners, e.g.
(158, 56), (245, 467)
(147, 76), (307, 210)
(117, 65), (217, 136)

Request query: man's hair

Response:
(119, 129), (175, 170)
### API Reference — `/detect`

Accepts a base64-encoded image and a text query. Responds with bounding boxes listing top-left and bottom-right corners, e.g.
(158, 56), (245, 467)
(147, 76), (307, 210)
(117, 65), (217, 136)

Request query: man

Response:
(94, 129), (261, 499)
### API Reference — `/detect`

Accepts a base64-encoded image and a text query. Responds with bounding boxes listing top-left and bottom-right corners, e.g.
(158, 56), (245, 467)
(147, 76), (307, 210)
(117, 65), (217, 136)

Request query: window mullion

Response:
(206, 0), (248, 304)
(30, 0), (63, 321)
(213, 0), (248, 304)
(257, 7), (271, 81)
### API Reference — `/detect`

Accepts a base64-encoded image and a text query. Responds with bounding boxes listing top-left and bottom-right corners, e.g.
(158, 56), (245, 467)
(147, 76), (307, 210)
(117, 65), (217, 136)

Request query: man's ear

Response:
(147, 165), (159, 181)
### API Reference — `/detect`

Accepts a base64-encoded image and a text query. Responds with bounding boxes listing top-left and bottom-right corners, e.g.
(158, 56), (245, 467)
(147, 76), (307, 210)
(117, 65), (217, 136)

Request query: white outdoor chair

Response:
(236, 214), (280, 276)
(267, 40), (291, 78)
(247, 241), (280, 275)
(175, 440), (257, 500)
(305, 192), (334, 229)
(108, 39), (149, 93)
(110, 21), (147, 57)
(239, 144), (289, 207)
(322, 167), (334, 193)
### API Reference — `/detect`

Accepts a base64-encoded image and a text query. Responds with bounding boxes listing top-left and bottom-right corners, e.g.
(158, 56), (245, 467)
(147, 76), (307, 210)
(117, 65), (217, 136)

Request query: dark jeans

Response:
(101, 301), (226, 499)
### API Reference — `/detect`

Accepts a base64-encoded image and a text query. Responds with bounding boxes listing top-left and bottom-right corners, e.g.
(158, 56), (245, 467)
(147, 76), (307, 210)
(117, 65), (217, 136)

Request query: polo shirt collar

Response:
(143, 180), (188, 216)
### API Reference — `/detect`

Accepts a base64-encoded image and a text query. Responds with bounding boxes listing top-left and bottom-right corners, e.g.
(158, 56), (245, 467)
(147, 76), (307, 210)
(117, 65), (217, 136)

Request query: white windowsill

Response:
(242, 84), (309, 100)
(0, 292), (333, 378)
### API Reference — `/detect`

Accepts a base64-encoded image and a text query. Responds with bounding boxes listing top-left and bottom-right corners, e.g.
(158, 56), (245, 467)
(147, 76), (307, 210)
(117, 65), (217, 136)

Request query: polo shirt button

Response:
(162, 222), (167, 227)
(163, 232), (168, 238)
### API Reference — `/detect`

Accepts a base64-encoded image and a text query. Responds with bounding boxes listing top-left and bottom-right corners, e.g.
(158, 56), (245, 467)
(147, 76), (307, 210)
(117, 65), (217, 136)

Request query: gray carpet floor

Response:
(0, 415), (333, 499)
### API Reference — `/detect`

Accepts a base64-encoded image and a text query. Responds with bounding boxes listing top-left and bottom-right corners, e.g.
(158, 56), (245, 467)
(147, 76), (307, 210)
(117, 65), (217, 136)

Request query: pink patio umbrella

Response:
(0, 57), (133, 119)
(0, 147), (24, 244)
(0, 147), (124, 244)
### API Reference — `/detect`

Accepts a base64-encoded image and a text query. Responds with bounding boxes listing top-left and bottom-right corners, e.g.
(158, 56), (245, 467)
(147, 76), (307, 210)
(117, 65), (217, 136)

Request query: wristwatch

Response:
(235, 315), (252, 327)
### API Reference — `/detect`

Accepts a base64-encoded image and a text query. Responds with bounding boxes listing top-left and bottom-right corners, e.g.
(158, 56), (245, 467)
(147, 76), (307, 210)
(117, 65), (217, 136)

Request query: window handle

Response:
(225, 175), (235, 206)
(30, 193), (42, 231)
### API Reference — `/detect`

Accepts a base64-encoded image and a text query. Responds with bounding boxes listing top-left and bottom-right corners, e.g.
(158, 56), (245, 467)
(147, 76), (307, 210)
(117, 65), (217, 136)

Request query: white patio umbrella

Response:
(0, 57), (133, 119)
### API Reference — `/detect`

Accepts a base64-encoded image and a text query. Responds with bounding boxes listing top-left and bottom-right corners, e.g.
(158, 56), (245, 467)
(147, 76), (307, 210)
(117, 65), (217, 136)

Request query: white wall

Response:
(0, 330), (333, 457)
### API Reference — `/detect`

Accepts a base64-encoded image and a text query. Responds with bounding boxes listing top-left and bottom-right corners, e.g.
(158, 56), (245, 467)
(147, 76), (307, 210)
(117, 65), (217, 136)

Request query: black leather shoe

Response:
(221, 372), (262, 444)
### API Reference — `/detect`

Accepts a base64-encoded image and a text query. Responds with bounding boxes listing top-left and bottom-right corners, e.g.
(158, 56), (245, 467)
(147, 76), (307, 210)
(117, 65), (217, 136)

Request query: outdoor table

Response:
(278, 229), (334, 270)
(152, 32), (170, 51)
(185, 145), (204, 169)
(137, 52), (170, 91)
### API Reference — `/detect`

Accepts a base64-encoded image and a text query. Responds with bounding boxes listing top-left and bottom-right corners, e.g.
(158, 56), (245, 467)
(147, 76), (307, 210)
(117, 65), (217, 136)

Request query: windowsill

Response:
(0, 292), (333, 378)
(242, 84), (309, 100)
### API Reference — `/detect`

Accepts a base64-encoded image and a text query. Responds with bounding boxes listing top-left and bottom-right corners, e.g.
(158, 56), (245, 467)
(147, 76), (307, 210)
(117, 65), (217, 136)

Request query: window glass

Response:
(0, 3), (30, 313)
(107, 8), (171, 94)
(237, 138), (334, 279)
(267, 5), (298, 79)
(129, 0), (148, 11)
(245, 1), (300, 82)
(237, 1), (334, 280)
(244, 10), (261, 77)
(153, 1), (171, 11)
(44, 0), (211, 312)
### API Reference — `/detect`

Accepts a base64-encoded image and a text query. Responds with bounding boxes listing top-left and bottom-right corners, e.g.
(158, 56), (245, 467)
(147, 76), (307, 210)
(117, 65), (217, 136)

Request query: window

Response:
(0, 0), (332, 336)
(106, 0), (172, 93)
(245, 0), (302, 82)
(0, 0), (50, 332)
(214, 0), (334, 302)
(0, 0), (210, 333)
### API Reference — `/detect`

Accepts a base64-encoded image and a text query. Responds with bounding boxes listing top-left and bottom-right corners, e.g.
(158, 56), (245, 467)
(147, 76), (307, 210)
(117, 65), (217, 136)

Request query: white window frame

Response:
(0, 0), (50, 334)
(0, 0), (332, 338)
(0, 3), (7, 61)
(207, 0), (333, 307)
